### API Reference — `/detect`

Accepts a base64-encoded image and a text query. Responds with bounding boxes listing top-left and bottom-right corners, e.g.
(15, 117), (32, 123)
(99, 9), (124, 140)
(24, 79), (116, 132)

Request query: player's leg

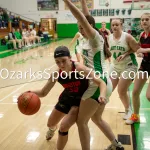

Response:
(146, 79), (150, 101)
(109, 66), (120, 91)
(117, 76), (132, 120)
(77, 98), (99, 150)
(125, 73), (147, 124)
(57, 106), (79, 150)
(91, 104), (124, 150)
(46, 108), (65, 140)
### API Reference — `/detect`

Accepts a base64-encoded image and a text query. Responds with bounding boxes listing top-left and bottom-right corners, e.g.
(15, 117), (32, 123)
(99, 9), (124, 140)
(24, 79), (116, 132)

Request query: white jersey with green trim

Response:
(108, 31), (137, 66)
(76, 32), (84, 48)
(82, 31), (106, 75)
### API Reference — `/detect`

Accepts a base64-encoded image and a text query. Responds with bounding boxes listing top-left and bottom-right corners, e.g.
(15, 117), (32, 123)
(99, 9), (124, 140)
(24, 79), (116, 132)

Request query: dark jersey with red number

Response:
(58, 61), (88, 97)
(100, 29), (109, 38)
(140, 32), (150, 61)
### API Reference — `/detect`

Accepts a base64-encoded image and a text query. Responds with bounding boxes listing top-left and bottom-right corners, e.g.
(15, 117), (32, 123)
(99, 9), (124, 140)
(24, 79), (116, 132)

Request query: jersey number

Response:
(69, 87), (79, 93)
(113, 52), (122, 60)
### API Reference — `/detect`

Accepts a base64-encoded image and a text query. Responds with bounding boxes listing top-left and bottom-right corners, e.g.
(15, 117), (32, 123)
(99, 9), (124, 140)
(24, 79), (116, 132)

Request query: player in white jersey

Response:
(69, 32), (84, 62)
(108, 19), (140, 120)
(63, 0), (124, 150)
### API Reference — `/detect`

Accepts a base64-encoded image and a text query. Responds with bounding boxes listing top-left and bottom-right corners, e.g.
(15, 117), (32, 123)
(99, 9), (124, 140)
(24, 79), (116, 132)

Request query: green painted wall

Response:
(57, 23), (111, 38)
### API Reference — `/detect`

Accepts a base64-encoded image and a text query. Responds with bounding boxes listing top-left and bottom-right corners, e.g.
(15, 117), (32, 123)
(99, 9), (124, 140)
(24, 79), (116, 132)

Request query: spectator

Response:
(12, 15), (20, 28)
(37, 27), (43, 37)
(22, 28), (30, 47)
(26, 28), (35, 45)
(0, 11), (6, 29)
(2, 9), (9, 27)
(8, 28), (22, 50)
(8, 12), (14, 22)
(31, 28), (40, 43)
(14, 28), (24, 47)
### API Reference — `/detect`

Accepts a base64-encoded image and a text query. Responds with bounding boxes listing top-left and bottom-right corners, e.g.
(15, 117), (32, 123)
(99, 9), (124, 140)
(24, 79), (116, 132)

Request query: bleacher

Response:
(0, 7), (53, 58)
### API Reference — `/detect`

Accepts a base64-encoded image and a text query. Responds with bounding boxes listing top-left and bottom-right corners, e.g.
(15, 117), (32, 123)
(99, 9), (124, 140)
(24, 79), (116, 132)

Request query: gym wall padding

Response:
(57, 23), (111, 38)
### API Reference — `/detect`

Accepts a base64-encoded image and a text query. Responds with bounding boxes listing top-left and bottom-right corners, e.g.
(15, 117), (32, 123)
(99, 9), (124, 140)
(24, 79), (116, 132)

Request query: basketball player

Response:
(63, 0), (124, 150)
(99, 21), (111, 63)
(126, 13), (150, 125)
(68, 32), (84, 62)
(30, 46), (108, 150)
(108, 18), (140, 121)
(100, 21), (111, 38)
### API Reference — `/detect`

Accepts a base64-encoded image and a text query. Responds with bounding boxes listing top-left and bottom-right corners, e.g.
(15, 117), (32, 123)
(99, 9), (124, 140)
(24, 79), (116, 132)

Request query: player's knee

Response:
(91, 116), (102, 125)
(58, 130), (68, 136)
(59, 123), (69, 132)
(77, 118), (88, 127)
(91, 117), (98, 124)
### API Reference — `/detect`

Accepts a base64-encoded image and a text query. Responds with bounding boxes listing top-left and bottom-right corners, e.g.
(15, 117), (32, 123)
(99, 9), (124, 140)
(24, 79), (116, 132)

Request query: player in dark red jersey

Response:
(29, 46), (107, 149)
(126, 13), (150, 125)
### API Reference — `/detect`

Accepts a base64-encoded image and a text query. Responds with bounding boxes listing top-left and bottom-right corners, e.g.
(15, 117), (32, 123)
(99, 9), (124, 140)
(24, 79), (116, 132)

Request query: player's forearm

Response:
(143, 48), (150, 53)
(63, 0), (87, 25)
(31, 90), (45, 97)
(69, 38), (76, 48)
(81, 0), (90, 16)
(99, 80), (107, 98)
(124, 50), (134, 57)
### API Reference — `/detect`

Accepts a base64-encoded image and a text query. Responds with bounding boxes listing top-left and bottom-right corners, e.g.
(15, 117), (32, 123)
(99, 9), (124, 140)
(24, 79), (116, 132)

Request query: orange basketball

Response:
(17, 92), (41, 115)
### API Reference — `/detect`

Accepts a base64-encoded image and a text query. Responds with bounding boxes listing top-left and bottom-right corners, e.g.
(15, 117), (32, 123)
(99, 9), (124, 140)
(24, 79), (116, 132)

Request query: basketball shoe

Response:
(125, 113), (140, 125)
(46, 127), (57, 140)
(105, 141), (124, 150)
(123, 108), (132, 120)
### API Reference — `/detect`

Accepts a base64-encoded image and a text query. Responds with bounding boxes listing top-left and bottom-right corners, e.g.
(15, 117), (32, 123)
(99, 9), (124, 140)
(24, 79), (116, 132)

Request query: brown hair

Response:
(85, 15), (111, 59)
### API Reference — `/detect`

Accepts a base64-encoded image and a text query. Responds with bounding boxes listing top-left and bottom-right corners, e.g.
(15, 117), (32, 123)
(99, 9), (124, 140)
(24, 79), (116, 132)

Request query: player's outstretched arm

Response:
(63, 0), (96, 39)
(81, 0), (90, 16)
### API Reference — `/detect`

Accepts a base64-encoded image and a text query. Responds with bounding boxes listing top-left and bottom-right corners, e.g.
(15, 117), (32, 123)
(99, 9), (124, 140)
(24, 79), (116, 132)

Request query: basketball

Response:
(17, 92), (41, 115)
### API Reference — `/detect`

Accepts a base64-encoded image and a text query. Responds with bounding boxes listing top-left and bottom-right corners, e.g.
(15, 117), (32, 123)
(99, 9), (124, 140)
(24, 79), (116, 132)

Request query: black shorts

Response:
(139, 59), (150, 76)
(55, 93), (81, 114)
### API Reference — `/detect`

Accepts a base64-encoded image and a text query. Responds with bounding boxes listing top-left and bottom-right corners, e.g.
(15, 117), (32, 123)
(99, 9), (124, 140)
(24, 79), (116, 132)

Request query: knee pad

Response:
(58, 130), (68, 136)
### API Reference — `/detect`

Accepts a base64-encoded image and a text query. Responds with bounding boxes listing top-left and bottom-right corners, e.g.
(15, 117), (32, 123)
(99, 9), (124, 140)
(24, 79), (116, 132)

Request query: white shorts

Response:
(82, 77), (112, 103)
(109, 62), (138, 80)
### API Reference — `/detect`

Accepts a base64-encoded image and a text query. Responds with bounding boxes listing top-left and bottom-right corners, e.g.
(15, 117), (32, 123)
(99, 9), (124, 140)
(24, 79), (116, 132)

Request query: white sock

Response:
(111, 139), (118, 146)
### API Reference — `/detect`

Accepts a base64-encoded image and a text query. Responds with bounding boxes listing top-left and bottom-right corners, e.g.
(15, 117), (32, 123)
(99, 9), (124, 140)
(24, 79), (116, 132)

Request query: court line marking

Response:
(0, 64), (56, 102)
(0, 55), (76, 103)
(0, 46), (76, 102)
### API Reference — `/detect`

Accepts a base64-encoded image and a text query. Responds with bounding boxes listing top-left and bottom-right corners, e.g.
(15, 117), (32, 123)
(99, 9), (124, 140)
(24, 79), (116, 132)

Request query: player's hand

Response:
(137, 53), (144, 58)
(137, 48), (147, 54)
(98, 96), (107, 104)
(116, 54), (126, 62)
